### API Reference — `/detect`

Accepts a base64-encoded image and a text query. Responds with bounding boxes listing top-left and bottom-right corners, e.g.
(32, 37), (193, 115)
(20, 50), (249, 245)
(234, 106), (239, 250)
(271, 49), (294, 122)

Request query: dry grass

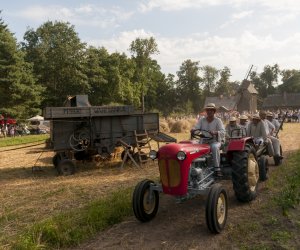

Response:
(0, 123), (299, 248)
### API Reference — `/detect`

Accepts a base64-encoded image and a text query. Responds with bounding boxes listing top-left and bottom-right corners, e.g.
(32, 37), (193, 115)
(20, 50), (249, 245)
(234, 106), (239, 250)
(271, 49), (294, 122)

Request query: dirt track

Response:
(71, 124), (300, 250)
(0, 124), (299, 249)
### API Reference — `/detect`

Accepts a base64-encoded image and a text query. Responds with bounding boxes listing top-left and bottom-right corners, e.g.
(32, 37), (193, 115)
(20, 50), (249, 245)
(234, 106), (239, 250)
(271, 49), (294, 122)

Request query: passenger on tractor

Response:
(239, 114), (249, 132)
(266, 112), (281, 136)
(225, 117), (241, 138)
(246, 114), (274, 156)
(259, 111), (283, 160)
(191, 103), (225, 177)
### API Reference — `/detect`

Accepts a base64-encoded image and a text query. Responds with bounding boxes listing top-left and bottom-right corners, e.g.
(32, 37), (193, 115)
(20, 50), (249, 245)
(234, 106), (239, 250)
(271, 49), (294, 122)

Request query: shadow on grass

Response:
(0, 157), (138, 182)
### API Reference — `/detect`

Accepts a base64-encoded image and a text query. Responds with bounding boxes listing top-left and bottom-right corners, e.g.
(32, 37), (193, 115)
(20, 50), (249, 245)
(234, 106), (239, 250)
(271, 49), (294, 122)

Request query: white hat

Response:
(204, 103), (216, 110)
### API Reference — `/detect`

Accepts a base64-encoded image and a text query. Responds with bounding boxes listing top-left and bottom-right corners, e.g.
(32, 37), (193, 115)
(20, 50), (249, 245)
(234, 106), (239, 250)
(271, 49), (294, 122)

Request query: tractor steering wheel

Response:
(191, 129), (214, 140)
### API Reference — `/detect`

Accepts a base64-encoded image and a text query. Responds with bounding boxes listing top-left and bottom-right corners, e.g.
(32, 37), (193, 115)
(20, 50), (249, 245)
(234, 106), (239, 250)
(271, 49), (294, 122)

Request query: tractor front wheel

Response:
(132, 179), (159, 222)
(205, 183), (228, 234)
(232, 145), (259, 202)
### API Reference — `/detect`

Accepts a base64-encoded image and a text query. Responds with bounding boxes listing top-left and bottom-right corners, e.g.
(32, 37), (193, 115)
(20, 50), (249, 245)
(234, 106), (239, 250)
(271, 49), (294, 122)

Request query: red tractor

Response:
(132, 129), (264, 233)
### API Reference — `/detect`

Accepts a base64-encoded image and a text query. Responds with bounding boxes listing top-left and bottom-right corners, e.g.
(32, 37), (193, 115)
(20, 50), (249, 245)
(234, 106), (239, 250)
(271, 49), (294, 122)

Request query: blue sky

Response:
(1, 0), (300, 81)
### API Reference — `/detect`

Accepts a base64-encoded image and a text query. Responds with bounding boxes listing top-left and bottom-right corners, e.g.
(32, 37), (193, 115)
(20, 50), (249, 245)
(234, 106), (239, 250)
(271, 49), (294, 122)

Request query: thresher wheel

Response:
(52, 153), (62, 167)
(231, 145), (259, 202)
(258, 156), (268, 181)
(132, 179), (159, 222)
(57, 159), (76, 176)
(205, 183), (228, 234)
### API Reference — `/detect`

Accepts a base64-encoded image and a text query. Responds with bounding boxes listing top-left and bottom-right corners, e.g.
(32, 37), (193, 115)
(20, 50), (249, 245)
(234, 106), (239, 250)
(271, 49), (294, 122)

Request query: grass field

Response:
(0, 134), (49, 147)
(0, 124), (299, 249)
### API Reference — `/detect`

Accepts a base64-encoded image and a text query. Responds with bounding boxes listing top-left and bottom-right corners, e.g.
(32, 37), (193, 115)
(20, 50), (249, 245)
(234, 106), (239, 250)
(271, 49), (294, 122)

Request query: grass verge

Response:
(225, 151), (300, 249)
(13, 187), (133, 249)
(0, 135), (49, 147)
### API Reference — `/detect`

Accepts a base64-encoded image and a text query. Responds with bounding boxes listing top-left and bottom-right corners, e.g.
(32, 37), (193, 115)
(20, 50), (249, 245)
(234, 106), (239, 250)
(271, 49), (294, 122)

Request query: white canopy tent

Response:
(27, 115), (44, 121)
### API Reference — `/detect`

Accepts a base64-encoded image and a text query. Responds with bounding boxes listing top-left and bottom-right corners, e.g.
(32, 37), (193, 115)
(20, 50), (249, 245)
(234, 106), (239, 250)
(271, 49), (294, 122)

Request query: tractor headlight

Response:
(149, 150), (157, 160)
(177, 151), (186, 161)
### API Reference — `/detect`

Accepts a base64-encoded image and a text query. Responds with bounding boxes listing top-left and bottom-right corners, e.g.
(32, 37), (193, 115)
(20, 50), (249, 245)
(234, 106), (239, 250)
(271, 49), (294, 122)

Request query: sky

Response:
(1, 0), (300, 81)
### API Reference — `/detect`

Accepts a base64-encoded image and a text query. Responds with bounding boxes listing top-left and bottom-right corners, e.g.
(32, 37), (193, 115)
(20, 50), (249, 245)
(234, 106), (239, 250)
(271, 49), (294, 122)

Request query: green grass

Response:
(224, 150), (300, 249)
(0, 134), (49, 147)
(272, 152), (300, 216)
(13, 187), (133, 249)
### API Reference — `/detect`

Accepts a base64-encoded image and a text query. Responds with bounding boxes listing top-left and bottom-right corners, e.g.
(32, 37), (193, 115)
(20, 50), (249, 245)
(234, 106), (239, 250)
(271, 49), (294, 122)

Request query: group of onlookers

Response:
(0, 124), (30, 138)
(0, 124), (14, 138)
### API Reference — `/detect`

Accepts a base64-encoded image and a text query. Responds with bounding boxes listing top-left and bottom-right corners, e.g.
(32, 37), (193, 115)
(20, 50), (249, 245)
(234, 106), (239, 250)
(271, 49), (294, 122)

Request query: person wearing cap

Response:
(238, 114), (249, 135)
(192, 103), (225, 176)
(266, 112), (280, 135)
(247, 113), (274, 156)
(225, 116), (240, 138)
(259, 110), (282, 159)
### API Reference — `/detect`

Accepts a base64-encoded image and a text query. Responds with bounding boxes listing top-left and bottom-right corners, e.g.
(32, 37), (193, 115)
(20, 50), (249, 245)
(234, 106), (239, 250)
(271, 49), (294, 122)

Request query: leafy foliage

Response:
(1, 13), (300, 120)
(0, 16), (43, 119)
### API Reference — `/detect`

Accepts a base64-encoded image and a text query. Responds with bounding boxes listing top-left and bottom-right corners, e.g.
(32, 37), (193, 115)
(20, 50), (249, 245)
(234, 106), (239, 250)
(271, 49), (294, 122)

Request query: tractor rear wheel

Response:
(231, 145), (259, 202)
(132, 179), (159, 222)
(258, 156), (268, 181)
(205, 183), (228, 234)
(57, 159), (76, 176)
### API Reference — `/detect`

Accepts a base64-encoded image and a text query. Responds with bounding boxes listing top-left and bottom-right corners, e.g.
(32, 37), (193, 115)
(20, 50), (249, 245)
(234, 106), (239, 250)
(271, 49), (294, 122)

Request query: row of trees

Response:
(1, 15), (300, 119)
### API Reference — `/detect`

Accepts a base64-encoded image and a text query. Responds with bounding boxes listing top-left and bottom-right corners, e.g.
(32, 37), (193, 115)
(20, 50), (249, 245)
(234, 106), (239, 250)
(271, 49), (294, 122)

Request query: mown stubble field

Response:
(0, 123), (299, 249)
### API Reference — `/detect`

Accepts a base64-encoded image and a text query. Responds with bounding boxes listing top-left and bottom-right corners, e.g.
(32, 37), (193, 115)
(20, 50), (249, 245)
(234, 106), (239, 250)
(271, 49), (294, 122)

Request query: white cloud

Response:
(16, 4), (133, 29)
(139, 0), (300, 12)
(232, 10), (253, 19)
(86, 30), (300, 80)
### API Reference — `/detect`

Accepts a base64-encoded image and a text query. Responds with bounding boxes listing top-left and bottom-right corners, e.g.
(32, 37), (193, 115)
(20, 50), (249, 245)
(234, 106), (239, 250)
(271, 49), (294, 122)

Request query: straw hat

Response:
(204, 103), (216, 110)
(259, 110), (266, 116)
(229, 116), (237, 122)
(252, 113), (261, 120)
(240, 114), (248, 120)
(266, 111), (273, 117)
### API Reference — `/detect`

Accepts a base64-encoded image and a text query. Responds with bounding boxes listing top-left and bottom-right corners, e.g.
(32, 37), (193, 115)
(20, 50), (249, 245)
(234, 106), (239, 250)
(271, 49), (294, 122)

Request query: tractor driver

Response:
(247, 114), (274, 156)
(191, 103), (225, 176)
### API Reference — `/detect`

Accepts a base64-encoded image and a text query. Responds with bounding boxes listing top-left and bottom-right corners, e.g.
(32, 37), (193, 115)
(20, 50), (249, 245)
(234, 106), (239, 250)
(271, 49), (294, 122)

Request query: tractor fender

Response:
(226, 137), (255, 152)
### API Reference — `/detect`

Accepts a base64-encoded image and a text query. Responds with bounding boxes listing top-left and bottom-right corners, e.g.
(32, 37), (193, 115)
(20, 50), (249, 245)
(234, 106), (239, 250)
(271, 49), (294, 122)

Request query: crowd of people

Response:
(192, 103), (287, 176)
(0, 124), (30, 138)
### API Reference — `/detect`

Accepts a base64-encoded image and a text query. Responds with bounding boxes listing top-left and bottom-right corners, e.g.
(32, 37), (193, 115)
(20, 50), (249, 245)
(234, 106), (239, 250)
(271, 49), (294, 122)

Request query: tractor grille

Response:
(158, 159), (181, 187)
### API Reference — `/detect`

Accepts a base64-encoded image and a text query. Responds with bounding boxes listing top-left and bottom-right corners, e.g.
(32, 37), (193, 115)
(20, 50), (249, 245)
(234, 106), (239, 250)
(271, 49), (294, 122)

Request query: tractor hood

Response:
(158, 141), (210, 159)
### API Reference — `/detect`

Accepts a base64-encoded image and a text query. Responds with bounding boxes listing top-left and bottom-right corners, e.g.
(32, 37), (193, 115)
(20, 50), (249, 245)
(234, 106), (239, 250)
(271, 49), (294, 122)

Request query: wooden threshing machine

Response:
(43, 95), (175, 175)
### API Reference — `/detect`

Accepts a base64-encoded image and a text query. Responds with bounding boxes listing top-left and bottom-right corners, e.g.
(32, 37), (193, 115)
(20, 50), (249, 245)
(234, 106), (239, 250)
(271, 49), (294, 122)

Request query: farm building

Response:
(262, 92), (300, 110)
(204, 80), (258, 113)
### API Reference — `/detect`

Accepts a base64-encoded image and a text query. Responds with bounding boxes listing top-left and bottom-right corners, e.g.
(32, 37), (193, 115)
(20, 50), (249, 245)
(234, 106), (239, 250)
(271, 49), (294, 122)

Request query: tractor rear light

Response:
(149, 150), (158, 160)
(177, 151), (186, 161)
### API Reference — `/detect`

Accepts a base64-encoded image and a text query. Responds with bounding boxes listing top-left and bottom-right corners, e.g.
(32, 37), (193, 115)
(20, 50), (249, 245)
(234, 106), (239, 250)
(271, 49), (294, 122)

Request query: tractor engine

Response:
(189, 155), (213, 189)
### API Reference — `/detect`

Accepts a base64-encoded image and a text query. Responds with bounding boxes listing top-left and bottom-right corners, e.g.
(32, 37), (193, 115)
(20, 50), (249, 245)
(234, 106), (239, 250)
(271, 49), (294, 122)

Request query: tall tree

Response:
(260, 64), (280, 96)
(155, 74), (177, 116)
(22, 21), (88, 107)
(129, 37), (159, 111)
(176, 59), (202, 113)
(0, 16), (43, 119)
(200, 65), (219, 96)
(215, 66), (232, 96)
(278, 69), (300, 93)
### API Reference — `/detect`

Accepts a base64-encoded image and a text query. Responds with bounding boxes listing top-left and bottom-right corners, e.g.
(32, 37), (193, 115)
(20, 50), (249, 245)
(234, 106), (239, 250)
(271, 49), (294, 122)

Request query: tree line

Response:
(1, 16), (300, 119)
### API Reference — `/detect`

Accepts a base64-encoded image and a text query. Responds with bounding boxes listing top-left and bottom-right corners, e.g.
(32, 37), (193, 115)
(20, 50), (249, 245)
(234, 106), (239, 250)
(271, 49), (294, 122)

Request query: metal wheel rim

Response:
(248, 153), (259, 191)
(217, 193), (226, 225)
(143, 189), (156, 214)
